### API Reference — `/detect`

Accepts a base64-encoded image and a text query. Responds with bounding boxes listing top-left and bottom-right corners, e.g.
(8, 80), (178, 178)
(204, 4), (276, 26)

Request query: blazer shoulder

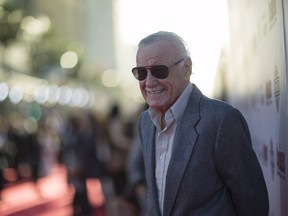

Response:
(187, 84), (238, 123)
(191, 84), (233, 111)
(201, 94), (235, 113)
(199, 94), (247, 126)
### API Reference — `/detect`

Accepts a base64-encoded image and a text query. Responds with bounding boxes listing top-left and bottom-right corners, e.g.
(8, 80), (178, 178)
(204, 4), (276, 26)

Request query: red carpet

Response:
(0, 165), (106, 216)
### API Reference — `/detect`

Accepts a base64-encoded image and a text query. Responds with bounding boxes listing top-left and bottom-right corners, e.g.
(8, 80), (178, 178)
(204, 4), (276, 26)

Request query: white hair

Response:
(138, 31), (191, 58)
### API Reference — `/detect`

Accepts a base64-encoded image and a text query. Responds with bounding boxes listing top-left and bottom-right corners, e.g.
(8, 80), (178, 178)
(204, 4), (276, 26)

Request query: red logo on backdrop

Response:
(277, 149), (285, 180)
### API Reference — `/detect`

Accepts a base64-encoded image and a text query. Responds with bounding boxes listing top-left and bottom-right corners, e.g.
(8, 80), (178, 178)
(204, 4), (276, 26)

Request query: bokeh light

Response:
(60, 51), (78, 69)
(0, 82), (9, 101)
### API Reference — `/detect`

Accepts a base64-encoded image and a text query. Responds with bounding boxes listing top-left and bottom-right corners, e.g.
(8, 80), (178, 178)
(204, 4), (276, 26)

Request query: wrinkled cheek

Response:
(139, 85), (146, 96)
(140, 89), (147, 100)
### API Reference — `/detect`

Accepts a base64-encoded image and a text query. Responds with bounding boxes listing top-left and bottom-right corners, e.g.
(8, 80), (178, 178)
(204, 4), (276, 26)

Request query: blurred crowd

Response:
(0, 102), (148, 216)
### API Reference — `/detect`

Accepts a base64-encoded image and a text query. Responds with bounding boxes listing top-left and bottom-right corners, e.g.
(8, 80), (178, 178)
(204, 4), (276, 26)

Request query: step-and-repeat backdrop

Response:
(225, 0), (288, 215)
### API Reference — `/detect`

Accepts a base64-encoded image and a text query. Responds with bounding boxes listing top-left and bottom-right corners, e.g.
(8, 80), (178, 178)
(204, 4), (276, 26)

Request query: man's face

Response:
(136, 40), (189, 113)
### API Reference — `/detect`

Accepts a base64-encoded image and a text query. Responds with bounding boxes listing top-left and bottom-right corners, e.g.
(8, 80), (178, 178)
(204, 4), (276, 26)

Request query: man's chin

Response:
(148, 103), (166, 112)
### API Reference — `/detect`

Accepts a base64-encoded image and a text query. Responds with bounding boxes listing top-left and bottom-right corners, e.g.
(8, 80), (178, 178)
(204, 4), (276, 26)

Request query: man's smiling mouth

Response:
(147, 89), (164, 94)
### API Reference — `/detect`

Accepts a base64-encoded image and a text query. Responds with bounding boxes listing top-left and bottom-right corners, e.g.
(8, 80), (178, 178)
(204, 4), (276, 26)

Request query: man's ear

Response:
(184, 57), (192, 81)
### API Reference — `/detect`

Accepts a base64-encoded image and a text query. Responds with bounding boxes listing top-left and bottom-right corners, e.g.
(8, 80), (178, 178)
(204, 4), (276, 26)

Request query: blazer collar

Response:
(141, 84), (202, 215)
(141, 113), (160, 214)
(163, 84), (202, 215)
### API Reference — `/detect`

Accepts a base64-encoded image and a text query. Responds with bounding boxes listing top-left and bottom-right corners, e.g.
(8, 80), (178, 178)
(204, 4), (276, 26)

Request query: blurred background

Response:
(0, 0), (287, 215)
(0, 0), (229, 116)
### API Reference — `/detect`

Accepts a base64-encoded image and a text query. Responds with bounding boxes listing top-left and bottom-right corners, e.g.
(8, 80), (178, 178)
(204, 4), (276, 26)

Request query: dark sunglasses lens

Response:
(151, 65), (169, 79)
(132, 65), (169, 80)
(132, 67), (147, 81)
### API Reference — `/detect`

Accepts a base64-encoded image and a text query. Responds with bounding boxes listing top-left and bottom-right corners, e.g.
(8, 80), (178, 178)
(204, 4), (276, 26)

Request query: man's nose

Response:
(145, 70), (156, 85)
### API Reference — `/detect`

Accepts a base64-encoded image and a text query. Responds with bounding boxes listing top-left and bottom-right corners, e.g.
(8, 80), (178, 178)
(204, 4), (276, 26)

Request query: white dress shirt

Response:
(148, 83), (193, 214)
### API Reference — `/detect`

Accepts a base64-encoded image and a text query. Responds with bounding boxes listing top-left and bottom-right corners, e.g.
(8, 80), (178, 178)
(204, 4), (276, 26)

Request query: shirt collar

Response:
(170, 83), (193, 123)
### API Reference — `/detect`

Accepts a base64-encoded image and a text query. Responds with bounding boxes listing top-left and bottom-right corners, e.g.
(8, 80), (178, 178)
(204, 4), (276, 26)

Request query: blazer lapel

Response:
(141, 113), (162, 215)
(163, 85), (202, 216)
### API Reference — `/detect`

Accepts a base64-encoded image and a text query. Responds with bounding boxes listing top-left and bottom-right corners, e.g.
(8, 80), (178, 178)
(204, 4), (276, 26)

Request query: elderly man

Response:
(130, 31), (269, 216)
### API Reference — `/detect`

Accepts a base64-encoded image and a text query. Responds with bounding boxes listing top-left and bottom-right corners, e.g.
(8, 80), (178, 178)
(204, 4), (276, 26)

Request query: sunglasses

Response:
(132, 58), (184, 81)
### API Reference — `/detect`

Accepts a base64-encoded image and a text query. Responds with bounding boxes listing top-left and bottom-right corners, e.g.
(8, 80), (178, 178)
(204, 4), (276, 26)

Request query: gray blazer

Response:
(138, 84), (269, 216)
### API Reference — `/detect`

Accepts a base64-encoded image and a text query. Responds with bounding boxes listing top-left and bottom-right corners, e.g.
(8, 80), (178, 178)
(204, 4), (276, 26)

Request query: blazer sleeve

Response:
(127, 133), (146, 187)
(214, 108), (269, 216)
